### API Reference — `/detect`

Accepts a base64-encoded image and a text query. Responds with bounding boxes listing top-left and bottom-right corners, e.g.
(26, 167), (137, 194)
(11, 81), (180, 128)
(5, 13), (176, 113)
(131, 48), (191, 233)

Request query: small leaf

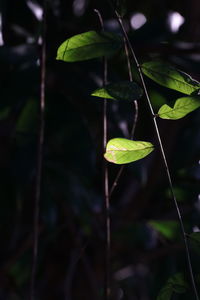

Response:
(141, 61), (200, 95)
(149, 220), (179, 240)
(91, 81), (143, 101)
(168, 273), (188, 293)
(157, 273), (188, 300)
(104, 138), (154, 164)
(56, 31), (122, 62)
(157, 96), (200, 120)
(157, 286), (173, 300)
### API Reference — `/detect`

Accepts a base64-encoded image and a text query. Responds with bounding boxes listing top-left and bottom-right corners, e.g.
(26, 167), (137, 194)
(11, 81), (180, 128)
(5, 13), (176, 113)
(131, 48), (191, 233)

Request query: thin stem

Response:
(94, 9), (111, 300)
(115, 11), (199, 300)
(109, 37), (139, 197)
(30, 1), (46, 300)
(123, 36), (139, 140)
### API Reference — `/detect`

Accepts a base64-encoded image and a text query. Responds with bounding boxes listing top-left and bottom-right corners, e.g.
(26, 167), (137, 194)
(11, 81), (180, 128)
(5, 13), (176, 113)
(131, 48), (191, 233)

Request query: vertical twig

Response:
(115, 11), (199, 300)
(109, 37), (139, 197)
(94, 9), (111, 300)
(30, 1), (46, 300)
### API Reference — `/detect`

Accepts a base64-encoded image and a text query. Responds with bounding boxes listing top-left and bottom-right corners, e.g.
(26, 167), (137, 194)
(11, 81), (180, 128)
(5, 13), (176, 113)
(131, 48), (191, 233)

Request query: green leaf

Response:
(104, 138), (154, 164)
(157, 273), (188, 300)
(168, 273), (188, 294)
(56, 31), (122, 62)
(149, 220), (179, 240)
(157, 96), (200, 120)
(91, 81), (143, 101)
(157, 286), (173, 300)
(141, 61), (200, 95)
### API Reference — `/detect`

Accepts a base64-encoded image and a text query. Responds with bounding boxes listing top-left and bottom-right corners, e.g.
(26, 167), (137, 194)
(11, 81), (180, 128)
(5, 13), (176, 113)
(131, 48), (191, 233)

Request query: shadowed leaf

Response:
(91, 81), (143, 101)
(157, 273), (188, 300)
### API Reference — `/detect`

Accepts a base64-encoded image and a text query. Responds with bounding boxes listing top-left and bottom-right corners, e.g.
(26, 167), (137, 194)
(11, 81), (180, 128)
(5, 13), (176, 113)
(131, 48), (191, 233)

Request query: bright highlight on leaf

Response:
(141, 61), (200, 95)
(56, 31), (122, 62)
(91, 81), (143, 101)
(157, 96), (200, 120)
(104, 138), (154, 164)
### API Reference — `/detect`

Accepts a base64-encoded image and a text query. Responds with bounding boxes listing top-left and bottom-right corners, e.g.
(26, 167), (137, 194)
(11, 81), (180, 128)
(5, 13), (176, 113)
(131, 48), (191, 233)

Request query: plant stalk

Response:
(30, 1), (46, 300)
(94, 9), (111, 300)
(110, 37), (138, 197)
(115, 11), (199, 300)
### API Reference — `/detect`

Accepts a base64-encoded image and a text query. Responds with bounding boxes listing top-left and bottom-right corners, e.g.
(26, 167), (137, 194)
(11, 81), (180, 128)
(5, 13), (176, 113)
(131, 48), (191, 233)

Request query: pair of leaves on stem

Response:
(142, 61), (200, 120)
(92, 61), (200, 120)
(92, 83), (154, 164)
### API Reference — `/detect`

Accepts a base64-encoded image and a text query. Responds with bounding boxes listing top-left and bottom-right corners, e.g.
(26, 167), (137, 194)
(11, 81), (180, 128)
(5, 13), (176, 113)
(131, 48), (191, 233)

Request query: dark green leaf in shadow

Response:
(56, 31), (122, 62)
(157, 96), (200, 120)
(168, 273), (188, 294)
(142, 61), (200, 95)
(91, 81), (143, 101)
(104, 138), (154, 164)
(157, 286), (173, 300)
(157, 273), (188, 300)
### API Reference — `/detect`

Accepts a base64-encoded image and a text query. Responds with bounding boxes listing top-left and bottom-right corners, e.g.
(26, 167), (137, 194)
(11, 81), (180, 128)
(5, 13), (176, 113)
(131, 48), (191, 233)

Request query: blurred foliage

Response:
(0, 0), (200, 299)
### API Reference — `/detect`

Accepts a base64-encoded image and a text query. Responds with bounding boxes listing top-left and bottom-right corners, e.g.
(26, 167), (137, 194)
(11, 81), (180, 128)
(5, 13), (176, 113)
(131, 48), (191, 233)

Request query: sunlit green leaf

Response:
(91, 81), (143, 101)
(56, 31), (122, 62)
(149, 220), (179, 240)
(157, 97), (200, 120)
(141, 61), (200, 95)
(157, 273), (188, 300)
(104, 138), (154, 164)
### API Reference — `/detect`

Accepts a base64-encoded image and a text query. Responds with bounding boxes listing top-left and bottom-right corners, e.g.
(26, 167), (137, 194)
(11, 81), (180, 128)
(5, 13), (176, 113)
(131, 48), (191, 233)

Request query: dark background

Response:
(0, 0), (200, 299)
